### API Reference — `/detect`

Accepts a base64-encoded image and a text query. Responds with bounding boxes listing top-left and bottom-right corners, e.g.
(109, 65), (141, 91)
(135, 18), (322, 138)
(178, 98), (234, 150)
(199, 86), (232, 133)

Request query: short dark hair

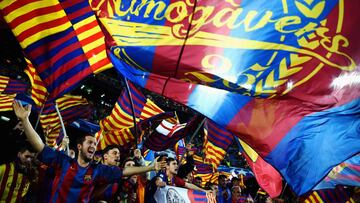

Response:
(122, 157), (135, 167)
(219, 174), (227, 180)
(166, 157), (176, 165)
(76, 134), (94, 145)
(18, 142), (36, 153)
(102, 145), (119, 156)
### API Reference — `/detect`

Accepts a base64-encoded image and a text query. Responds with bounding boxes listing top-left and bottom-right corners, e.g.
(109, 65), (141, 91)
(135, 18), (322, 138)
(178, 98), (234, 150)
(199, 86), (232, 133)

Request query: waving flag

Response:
(300, 186), (355, 203)
(144, 116), (202, 151)
(314, 153), (360, 190)
(0, 94), (16, 112)
(104, 0), (360, 195)
(40, 95), (92, 147)
(24, 58), (48, 107)
(96, 81), (171, 150)
(0, 75), (27, 94)
(203, 119), (234, 168)
(0, 0), (111, 99)
(237, 138), (282, 198)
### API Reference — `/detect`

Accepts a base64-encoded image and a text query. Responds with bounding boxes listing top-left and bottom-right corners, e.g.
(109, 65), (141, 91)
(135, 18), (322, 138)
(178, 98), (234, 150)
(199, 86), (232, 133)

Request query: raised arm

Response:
(123, 156), (165, 176)
(13, 101), (44, 153)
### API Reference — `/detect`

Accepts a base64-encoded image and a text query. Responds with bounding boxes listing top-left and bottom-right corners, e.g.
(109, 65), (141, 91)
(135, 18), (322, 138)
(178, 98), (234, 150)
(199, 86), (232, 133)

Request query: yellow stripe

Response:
(13, 10), (67, 37)
(1, 0), (59, 21)
(73, 15), (96, 31)
(76, 23), (100, 41)
(88, 49), (107, 65)
(82, 37), (103, 52)
(93, 64), (112, 74)
(19, 22), (71, 48)
(239, 139), (258, 162)
(313, 191), (323, 203)
(1, 163), (15, 201)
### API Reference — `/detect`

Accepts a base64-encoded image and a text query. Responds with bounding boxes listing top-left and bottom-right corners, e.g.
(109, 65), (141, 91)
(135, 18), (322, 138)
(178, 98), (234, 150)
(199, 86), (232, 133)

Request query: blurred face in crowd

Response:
(18, 150), (35, 166)
(194, 177), (202, 187)
(232, 186), (242, 200)
(78, 136), (96, 162)
(186, 172), (194, 182)
(167, 160), (178, 175)
(218, 176), (227, 188)
(124, 160), (137, 184)
(104, 148), (120, 166)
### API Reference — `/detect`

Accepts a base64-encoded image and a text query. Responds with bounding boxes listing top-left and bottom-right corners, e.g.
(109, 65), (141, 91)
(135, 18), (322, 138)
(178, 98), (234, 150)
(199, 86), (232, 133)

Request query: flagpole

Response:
(178, 117), (206, 165)
(123, 78), (139, 148)
(34, 95), (48, 130)
(55, 103), (69, 156)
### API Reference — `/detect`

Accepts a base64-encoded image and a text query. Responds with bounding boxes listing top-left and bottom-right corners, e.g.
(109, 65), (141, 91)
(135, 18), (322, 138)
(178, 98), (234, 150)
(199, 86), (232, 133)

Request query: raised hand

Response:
(152, 156), (166, 171)
(13, 100), (32, 121)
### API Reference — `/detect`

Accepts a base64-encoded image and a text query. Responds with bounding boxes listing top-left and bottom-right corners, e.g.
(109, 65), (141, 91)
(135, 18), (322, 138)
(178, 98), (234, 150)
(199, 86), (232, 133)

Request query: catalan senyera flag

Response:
(314, 153), (360, 190)
(40, 95), (91, 147)
(0, 0), (111, 99)
(203, 119), (234, 168)
(97, 81), (167, 150)
(24, 58), (48, 107)
(237, 138), (283, 198)
(0, 94), (16, 112)
(104, 0), (360, 195)
(0, 75), (27, 94)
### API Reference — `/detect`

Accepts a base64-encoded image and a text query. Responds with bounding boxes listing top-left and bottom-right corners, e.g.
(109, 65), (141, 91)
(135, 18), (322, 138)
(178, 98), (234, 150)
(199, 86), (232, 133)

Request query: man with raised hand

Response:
(13, 101), (165, 203)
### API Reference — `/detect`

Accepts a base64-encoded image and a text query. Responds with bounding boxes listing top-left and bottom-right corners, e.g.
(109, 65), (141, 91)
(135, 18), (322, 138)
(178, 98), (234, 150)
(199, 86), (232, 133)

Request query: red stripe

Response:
(78, 167), (94, 202)
(79, 31), (104, 48)
(89, 57), (110, 72)
(75, 19), (98, 35)
(0, 164), (11, 197)
(1, 1), (33, 16)
(5, 170), (18, 202)
(15, 175), (28, 202)
(67, 6), (90, 22)
(28, 27), (77, 60)
(49, 65), (92, 98)
(42, 53), (89, 85)
(55, 163), (78, 203)
(16, 16), (69, 44)
(84, 42), (105, 60)
(9, 5), (62, 29)
(36, 42), (84, 74)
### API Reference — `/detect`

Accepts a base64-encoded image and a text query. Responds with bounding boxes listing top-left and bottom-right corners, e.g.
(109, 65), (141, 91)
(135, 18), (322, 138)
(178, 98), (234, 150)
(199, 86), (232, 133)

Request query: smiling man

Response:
(12, 101), (165, 203)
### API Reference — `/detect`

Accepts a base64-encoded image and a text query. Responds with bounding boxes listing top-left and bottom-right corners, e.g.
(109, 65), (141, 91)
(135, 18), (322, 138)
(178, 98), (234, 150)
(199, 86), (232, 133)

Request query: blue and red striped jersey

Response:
(38, 146), (123, 203)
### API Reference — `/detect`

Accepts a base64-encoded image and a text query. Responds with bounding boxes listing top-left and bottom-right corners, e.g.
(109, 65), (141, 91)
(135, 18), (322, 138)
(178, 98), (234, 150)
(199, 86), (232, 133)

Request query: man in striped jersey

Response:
(13, 101), (166, 203)
(0, 143), (37, 202)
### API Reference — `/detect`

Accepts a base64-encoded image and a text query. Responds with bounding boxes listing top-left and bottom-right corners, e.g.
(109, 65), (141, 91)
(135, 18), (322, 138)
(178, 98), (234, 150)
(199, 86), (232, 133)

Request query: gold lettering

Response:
(138, 0), (167, 20)
(165, 1), (188, 23)
(201, 54), (232, 73)
(274, 16), (302, 33)
(186, 6), (215, 37)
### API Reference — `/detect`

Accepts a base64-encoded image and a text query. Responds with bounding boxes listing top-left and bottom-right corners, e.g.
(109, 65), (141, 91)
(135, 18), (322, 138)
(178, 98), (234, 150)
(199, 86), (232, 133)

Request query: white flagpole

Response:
(55, 103), (69, 156)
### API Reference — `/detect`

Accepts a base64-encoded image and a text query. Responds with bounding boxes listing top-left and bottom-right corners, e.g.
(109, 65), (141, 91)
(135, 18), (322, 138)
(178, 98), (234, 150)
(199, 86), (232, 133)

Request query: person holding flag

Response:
(12, 100), (166, 203)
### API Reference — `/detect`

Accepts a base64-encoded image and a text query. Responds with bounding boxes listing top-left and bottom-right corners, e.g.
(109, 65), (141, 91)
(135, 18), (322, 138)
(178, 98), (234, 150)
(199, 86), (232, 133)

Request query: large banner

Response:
(154, 186), (216, 203)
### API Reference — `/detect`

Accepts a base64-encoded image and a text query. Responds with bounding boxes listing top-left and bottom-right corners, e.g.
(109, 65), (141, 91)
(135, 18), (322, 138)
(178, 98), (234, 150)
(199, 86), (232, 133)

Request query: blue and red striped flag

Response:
(144, 116), (203, 151)
(314, 153), (360, 190)
(104, 0), (360, 195)
(203, 119), (234, 168)
(300, 186), (355, 203)
(0, 0), (111, 99)
(0, 75), (27, 94)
